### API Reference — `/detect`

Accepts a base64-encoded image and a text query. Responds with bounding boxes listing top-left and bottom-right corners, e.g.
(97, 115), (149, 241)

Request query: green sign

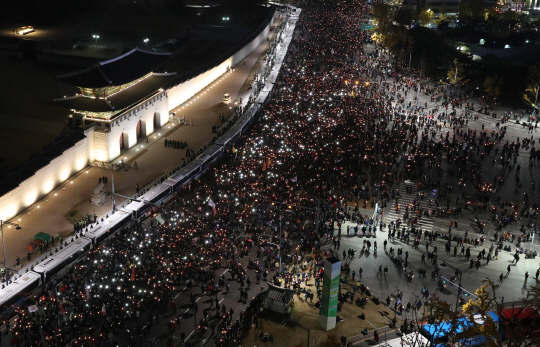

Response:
(320, 257), (341, 330)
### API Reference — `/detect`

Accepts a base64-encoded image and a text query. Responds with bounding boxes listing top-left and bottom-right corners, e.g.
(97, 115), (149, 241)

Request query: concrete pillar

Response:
(319, 256), (341, 331)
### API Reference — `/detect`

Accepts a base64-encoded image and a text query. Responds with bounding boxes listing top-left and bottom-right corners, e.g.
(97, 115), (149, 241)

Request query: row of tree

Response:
(370, 2), (540, 111)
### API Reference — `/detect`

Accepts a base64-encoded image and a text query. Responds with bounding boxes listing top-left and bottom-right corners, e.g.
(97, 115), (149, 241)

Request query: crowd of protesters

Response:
(5, 0), (540, 346)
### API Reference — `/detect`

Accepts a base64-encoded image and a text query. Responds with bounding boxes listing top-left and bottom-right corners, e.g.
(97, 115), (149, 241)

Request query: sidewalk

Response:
(1, 21), (282, 272)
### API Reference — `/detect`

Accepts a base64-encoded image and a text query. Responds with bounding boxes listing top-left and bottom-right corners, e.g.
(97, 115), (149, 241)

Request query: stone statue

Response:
(91, 182), (106, 206)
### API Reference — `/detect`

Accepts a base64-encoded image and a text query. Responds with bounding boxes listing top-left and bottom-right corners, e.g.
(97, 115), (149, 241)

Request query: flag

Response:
(101, 303), (106, 316)
(262, 161), (267, 171)
(291, 176), (297, 183)
(232, 146), (237, 153)
(208, 199), (216, 216)
(131, 266), (135, 281)
(267, 158), (272, 167)
(351, 90), (355, 97)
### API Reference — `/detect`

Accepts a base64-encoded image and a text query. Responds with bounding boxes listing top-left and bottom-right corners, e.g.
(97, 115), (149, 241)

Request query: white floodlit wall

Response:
(167, 11), (277, 110)
(0, 135), (92, 221)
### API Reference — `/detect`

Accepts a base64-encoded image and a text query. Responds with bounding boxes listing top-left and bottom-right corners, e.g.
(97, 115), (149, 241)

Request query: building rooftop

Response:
(264, 284), (295, 303)
(55, 73), (176, 113)
(57, 48), (172, 88)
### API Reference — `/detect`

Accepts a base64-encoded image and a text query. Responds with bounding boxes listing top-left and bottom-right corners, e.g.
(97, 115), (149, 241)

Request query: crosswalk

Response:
(383, 181), (436, 231)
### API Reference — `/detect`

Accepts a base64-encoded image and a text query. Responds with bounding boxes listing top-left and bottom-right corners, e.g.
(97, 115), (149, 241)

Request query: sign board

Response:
(319, 257), (341, 330)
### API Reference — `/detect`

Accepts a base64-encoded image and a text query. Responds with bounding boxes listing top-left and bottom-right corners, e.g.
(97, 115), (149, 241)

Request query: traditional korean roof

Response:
(264, 284), (295, 303)
(54, 73), (176, 113)
(57, 48), (172, 88)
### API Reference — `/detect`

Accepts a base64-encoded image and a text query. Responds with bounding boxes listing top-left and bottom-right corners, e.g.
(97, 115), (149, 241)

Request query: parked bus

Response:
(0, 272), (41, 323)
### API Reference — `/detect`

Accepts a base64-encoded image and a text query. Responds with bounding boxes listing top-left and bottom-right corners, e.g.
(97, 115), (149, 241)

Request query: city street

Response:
(3, 0), (540, 346)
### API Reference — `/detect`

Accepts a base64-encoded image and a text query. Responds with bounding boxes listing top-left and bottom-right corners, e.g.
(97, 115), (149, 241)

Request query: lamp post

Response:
(408, 50), (412, 75)
(144, 38), (149, 48)
(533, 81), (540, 117)
(454, 62), (458, 85)
(279, 211), (282, 273)
(0, 220), (21, 279)
(93, 35), (100, 47)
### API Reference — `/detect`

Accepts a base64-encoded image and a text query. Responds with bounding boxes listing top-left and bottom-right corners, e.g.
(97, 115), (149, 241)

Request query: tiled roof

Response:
(54, 73), (176, 112)
(264, 284), (295, 303)
(57, 48), (172, 88)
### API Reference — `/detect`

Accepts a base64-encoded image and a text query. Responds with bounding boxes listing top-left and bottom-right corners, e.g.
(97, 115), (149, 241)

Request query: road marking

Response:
(219, 298), (224, 303)
(186, 329), (195, 341)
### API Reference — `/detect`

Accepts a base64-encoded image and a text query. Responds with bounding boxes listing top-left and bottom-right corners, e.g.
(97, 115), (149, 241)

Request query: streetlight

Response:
(144, 38), (149, 48)
(533, 80), (540, 118)
(0, 220), (21, 279)
(93, 35), (100, 47)
(454, 60), (458, 85)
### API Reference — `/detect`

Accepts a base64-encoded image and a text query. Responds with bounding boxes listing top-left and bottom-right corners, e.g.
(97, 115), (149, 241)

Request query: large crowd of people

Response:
(5, 0), (540, 346)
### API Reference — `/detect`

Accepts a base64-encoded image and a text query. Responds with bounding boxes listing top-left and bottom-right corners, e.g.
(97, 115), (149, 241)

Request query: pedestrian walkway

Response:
(384, 181), (436, 232)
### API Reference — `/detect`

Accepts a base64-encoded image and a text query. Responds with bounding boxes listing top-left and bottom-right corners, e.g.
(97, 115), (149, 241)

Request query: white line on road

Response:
(186, 329), (195, 341)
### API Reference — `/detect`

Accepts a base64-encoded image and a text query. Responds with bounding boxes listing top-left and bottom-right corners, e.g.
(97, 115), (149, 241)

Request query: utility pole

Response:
(534, 82), (540, 117)
(454, 62), (458, 85)
(315, 198), (320, 235)
(111, 167), (117, 214)
(0, 220), (21, 282)
(279, 211), (282, 274)
(454, 270), (462, 313)
(408, 51), (412, 75)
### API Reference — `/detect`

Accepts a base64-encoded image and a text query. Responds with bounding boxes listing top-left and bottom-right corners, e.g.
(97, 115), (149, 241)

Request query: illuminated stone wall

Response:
(167, 11), (278, 109)
(0, 127), (94, 221)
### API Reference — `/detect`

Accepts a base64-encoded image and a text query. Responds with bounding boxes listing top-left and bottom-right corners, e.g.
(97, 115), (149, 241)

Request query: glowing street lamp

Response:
(144, 38), (149, 47)
(93, 35), (100, 47)
(0, 220), (21, 279)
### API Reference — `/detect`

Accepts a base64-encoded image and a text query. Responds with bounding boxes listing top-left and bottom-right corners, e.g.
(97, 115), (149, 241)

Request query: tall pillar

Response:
(319, 256), (341, 331)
